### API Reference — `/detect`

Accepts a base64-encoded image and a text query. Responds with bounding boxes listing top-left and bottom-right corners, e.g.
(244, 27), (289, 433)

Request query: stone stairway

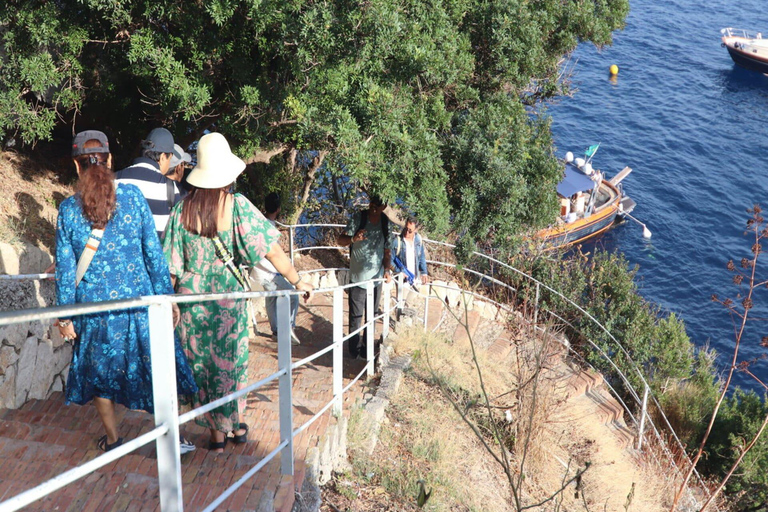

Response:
(0, 291), (366, 512)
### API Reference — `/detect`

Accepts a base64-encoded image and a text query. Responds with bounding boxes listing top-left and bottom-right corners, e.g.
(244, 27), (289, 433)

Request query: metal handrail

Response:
(277, 222), (707, 501)
(0, 220), (707, 510)
(0, 274), (395, 512)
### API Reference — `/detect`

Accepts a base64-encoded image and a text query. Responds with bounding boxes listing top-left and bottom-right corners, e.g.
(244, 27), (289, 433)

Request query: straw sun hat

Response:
(186, 132), (246, 189)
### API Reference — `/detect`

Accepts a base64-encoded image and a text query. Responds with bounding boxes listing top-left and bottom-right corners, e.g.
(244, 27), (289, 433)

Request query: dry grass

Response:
(0, 149), (75, 252)
(327, 309), (679, 512)
(339, 328), (515, 512)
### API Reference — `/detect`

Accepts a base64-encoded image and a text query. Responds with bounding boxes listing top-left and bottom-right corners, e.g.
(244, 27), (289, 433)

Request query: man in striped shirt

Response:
(115, 127), (183, 240)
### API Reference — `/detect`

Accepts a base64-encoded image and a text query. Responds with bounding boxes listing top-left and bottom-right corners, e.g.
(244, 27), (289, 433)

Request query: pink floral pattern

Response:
(163, 194), (280, 433)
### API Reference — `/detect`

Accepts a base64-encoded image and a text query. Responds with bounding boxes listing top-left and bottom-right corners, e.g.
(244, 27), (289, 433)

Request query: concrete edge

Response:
(292, 340), (412, 512)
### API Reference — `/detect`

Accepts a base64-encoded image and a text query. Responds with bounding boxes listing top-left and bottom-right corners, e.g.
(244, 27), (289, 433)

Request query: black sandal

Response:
(97, 435), (124, 452)
(231, 423), (249, 444)
(208, 437), (227, 451)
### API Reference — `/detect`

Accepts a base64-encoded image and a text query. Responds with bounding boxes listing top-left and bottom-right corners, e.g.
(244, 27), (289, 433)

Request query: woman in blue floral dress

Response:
(55, 131), (198, 452)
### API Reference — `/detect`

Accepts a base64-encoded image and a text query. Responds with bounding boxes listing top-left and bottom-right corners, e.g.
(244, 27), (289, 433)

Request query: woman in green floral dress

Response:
(163, 133), (313, 451)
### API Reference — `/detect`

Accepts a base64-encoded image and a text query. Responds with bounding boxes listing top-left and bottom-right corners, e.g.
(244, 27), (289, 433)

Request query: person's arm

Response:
(338, 213), (364, 247)
(265, 243), (313, 297)
(337, 232), (354, 247)
(55, 203), (77, 340)
(417, 238), (428, 277)
(131, 188), (174, 297)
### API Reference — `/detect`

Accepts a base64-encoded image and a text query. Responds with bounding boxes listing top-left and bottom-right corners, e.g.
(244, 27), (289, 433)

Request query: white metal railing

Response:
(282, 222), (708, 506)
(0, 273), (396, 512)
(721, 27), (763, 40)
(0, 220), (707, 510)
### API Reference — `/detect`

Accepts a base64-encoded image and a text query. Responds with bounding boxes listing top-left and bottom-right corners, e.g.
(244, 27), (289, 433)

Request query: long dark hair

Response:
(75, 141), (114, 229)
(180, 186), (231, 238)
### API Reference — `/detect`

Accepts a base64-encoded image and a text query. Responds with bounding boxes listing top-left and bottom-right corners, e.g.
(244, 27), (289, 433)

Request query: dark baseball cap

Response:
(71, 130), (110, 157)
(141, 127), (180, 156)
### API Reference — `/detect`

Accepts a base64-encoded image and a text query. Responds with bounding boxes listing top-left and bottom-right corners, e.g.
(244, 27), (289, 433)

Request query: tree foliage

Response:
(1, 0), (628, 249)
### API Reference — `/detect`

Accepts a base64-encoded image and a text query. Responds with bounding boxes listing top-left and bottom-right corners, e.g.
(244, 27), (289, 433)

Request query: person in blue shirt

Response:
(391, 217), (429, 286)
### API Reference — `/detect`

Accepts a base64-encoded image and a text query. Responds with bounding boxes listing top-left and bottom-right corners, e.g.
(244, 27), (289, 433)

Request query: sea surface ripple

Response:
(547, 0), (768, 390)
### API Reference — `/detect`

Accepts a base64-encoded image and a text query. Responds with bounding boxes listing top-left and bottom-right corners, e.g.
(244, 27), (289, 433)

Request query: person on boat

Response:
(390, 217), (429, 287)
(55, 130), (199, 453)
(163, 132), (313, 452)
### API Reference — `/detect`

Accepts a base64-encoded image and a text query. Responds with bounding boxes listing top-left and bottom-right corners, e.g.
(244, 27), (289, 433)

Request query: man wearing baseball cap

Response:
(115, 127), (183, 240)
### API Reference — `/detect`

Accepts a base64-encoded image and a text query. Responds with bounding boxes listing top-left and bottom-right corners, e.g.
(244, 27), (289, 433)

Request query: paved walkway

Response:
(0, 291), (370, 512)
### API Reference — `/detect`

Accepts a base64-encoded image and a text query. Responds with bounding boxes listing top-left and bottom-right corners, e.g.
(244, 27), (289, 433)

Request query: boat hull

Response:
(536, 181), (623, 248)
(725, 45), (768, 73)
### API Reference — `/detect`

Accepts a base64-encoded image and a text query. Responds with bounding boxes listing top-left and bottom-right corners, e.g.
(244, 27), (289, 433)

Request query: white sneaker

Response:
(290, 331), (301, 346)
(179, 436), (196, 454)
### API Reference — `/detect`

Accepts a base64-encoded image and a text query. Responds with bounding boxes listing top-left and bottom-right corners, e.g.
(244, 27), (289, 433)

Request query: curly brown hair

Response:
(75, 139), (114, 229)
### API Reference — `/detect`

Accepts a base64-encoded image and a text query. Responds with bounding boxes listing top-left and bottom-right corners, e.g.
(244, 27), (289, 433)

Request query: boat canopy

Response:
(557, 164), (596, 197)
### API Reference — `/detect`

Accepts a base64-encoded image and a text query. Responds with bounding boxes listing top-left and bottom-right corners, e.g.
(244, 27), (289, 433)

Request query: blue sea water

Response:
(547, 0), (768, 391)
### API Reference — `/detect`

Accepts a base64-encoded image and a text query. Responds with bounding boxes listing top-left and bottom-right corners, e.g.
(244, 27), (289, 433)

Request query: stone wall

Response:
(0, 241), (70, 409)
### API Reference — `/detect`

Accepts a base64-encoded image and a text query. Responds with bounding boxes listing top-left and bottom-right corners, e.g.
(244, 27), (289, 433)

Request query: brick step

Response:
(585, 388), (625, 426)
(452, 310), (482, 344)
(564, 368), (604, 399)
(275, 473), (297, 512)
(607, 420), (637, 451)
(486, 335), (514, 359)
(567, 393), (636, 451)
(0, 433), (289, 512)
(424, 297), (445, 331)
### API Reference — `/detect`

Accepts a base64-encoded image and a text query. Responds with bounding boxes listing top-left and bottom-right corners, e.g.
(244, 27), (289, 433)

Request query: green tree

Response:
(1, 0), (628, 245)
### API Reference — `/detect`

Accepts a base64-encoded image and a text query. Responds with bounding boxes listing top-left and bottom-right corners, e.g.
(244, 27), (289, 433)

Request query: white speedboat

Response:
(721, 28), (768, 74)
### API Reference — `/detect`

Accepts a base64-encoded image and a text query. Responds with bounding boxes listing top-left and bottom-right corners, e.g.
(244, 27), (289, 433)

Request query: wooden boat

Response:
(720, 28), (768, 74)
(536, 150), (635, 248)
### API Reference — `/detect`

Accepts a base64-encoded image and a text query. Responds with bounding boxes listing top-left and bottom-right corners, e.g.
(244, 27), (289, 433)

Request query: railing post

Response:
(396, 273), (404, 319)
(382, 278), (391, 341)
(289, 227), (295, 266)
(637, 384), (649, 451)
(365, 281), (375, 377)
(332, 288), (343, 416)
(276, 294), (294, 475)
(534, 282), (540, 325)
(148, 300), (183, 512)
(423, 293), (429, 332)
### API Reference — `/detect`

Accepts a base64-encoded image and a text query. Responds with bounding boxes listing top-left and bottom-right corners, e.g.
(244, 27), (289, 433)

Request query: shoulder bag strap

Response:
(75, 228), (105, 287)
(166, 179), (175, 210)
(212, 234), (249, 291)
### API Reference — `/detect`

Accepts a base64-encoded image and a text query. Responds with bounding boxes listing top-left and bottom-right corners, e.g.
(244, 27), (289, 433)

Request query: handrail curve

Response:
(0, 221), (707, 510)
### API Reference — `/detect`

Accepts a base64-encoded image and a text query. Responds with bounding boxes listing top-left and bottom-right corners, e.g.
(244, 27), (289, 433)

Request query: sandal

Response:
(97, 435), (124, 452)
(208, 437), (227, 451)
(230, 423), (249, 444)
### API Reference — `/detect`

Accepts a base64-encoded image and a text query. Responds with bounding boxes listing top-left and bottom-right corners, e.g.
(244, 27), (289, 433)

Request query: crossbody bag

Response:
(211, 223), (260, 333)
(75, 228), (105, 287)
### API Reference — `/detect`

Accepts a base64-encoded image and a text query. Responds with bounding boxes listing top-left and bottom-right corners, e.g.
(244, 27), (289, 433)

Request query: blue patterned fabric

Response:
(56, 183), (198, 413)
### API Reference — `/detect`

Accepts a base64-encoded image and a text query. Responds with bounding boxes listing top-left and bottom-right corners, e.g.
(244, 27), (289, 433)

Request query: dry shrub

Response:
(357, 328), (516, 511)
(505, 320), (564, 477)
(391, 320), (566, 509)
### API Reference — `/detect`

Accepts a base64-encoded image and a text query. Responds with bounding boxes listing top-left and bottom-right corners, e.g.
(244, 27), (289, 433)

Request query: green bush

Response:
(505, 249), (696, 399)
(701, 389), (768, 510)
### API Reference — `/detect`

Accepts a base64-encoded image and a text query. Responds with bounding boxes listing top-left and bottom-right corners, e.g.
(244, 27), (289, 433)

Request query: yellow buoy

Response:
(609, 64), (619, 76)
